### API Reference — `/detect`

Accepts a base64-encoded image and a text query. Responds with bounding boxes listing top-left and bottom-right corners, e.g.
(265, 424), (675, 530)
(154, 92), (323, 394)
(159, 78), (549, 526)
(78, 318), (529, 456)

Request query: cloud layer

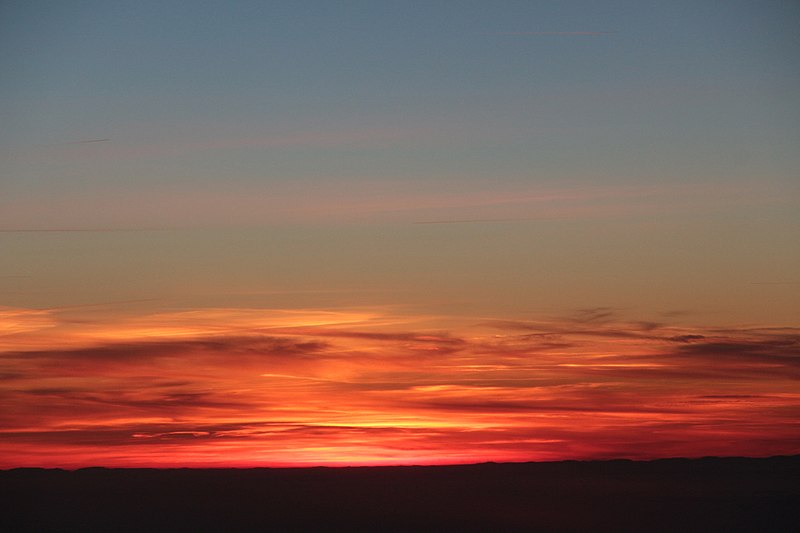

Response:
(1, 306), (798, 467)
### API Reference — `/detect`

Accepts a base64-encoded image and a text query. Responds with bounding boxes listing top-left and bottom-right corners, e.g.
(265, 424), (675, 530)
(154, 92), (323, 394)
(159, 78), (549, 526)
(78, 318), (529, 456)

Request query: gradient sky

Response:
(1, 1), (798, 467)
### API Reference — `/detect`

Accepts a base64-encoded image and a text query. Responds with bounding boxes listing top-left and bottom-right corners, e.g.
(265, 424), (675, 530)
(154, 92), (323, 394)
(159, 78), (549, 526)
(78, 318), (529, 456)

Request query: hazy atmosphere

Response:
(1, 0), (798, 467)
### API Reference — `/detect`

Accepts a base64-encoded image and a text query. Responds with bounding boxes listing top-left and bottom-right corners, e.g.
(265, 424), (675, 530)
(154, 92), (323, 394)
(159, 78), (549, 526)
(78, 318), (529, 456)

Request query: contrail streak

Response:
(492, 31), (618, 36)
(59, 138), (111, 145)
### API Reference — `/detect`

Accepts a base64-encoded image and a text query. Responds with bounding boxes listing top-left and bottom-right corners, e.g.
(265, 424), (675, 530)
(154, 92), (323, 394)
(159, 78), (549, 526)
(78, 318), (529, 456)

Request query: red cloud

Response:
(1, 307), (798, 467)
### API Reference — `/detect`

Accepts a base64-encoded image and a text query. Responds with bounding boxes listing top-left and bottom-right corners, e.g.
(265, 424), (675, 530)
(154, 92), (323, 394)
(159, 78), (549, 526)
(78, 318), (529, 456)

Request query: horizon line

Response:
(4, 454), (797, 472)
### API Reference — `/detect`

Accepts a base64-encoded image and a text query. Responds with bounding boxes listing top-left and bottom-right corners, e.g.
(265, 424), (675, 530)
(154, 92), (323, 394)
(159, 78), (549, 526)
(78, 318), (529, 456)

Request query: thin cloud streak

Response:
(43, 127), (430, 162)
(1, 181), (775, 231)
(57, 138), (111, 145)
(413, 218), (536, 225)
(491, 31), (618, 36)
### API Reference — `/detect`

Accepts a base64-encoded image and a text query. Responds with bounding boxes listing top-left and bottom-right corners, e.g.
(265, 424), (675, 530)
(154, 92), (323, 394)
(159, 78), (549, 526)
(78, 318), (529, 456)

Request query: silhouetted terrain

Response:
(1, 456), (798, 532)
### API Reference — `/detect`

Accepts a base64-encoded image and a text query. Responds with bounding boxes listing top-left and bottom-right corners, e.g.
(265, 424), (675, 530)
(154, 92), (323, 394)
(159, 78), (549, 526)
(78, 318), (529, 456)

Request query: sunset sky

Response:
(1, 1), (798, 468)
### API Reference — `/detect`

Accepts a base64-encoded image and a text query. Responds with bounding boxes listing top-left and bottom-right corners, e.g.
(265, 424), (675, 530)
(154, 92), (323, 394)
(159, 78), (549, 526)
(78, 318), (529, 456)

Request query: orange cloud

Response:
(1, 307), (798, 467)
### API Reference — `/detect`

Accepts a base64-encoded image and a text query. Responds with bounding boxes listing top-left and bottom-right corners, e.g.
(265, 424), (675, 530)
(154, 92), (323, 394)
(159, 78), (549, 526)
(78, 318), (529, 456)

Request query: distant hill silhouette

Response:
(1, 456), (798, 532)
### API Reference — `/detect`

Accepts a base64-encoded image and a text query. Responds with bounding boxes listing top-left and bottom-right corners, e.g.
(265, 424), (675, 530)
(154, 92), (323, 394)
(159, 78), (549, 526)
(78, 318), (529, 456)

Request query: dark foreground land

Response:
(1, 456), (798, 532)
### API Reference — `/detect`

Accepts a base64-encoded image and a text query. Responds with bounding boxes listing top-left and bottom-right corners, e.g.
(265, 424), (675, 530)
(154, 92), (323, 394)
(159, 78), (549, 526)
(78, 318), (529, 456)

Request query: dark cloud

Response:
(673, 338), (799, 365)
(0, 421), (288, 447)
(571, 307), (617, 324)
(297, 329), (465, 345)
(697, 394), (769, 399)
(73, 390), (248, 411)
(23, 387), (81, 396)
(488, 325), (665, 347)
(0, 421), (447, 449)
(668, 334), (706, 343)
(3, 336), (327, 365)
(485, 318), (799, 355)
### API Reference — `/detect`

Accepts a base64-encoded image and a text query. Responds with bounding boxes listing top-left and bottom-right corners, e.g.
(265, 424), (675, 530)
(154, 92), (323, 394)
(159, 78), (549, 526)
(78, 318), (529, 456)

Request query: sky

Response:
(0, 1), (798, 467)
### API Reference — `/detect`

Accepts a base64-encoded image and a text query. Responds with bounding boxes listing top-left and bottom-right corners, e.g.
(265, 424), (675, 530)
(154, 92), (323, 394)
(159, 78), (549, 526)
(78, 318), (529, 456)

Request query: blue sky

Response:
(0, 1), (798, 323)
(2, 1), (797, 192)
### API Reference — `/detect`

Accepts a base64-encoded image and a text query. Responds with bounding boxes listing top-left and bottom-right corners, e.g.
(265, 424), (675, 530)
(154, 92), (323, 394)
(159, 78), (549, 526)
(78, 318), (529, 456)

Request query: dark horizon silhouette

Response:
(2, 455), (797, 532)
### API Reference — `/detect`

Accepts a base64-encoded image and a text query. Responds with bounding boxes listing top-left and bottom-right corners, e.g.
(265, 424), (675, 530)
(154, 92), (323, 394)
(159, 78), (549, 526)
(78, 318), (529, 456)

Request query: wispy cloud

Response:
(40, 127), (427, 161)
(56, 138), (110, 145)
(1, 306), (798, 467)
(490, 31), (618, 36)
(1, 174), (783, 230)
